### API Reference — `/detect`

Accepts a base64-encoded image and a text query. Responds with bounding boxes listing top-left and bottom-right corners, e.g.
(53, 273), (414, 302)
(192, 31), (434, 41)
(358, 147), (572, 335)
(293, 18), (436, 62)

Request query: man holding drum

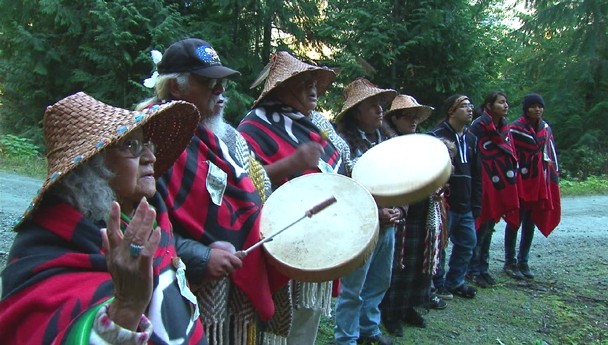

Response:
(333, 78), (399, 345)
(429, 94), (481, 299)
(238, 51), (347, 345)
(138, 38), (287, 345)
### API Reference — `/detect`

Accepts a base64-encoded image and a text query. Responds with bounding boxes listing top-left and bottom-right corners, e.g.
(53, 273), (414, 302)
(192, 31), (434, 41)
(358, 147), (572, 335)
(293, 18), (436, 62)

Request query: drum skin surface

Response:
(352, 133), (452, 207)
(261, 173), (379, 282)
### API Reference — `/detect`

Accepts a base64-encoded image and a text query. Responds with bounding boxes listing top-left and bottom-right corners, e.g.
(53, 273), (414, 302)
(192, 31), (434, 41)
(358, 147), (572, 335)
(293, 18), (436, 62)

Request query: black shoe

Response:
(429, 294), (448, 310)
(447, 284), (477, 298)
(480, 273), (497, 285)
(434, 287), (453, 300)
(358, 333), (394, 345)
(518, 263), (535, 279)
(403, 308), (426, 328)
(383, 318), (404, 337)
(504, 264), (525, 280)
(470, 274), (489, 288)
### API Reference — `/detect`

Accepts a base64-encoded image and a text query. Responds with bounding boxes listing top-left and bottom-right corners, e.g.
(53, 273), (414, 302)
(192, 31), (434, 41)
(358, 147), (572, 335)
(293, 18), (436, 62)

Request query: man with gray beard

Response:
(137, 38), (287, 345)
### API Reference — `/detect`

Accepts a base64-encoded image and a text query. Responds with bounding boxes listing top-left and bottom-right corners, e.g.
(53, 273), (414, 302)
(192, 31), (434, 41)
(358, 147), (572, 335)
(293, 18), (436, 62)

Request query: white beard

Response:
(203, 95), (227, 138)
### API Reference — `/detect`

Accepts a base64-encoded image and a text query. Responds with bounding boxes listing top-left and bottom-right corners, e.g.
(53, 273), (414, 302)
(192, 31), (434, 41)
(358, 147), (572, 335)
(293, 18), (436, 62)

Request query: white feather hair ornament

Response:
(143, 50), (163, 88)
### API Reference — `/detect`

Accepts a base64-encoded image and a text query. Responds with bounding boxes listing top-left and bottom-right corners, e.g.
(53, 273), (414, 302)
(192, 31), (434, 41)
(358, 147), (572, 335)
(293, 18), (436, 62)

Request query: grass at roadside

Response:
(2, 152), (608, 196)
(315, 258), (608, 345)
(0, 155), (46, 179)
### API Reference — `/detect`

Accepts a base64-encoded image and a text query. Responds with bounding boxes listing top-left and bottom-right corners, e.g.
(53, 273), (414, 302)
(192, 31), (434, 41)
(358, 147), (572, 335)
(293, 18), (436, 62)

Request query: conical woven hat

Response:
(334, 78), (397, 123)
(385, 94), (433, 123)
(14, 92), (200, 230)
(251, 51), (337, 109)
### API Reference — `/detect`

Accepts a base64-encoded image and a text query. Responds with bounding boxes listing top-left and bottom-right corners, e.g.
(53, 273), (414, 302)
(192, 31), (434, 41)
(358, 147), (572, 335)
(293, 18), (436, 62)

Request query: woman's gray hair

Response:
(48, 154), (115, 222)
(135, 72), (190, 111)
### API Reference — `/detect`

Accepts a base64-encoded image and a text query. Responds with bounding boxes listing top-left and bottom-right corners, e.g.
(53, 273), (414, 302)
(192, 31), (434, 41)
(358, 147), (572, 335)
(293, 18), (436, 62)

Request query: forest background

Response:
(0, 0), (607, 179)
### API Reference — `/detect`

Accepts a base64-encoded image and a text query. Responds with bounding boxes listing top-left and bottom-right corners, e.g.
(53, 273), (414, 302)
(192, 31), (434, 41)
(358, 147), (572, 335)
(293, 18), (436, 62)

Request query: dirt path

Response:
(1, 172), (607, 344)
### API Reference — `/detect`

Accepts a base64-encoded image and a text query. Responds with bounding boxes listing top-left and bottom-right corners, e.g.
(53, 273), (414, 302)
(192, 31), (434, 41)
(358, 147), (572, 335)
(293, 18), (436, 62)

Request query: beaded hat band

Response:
(14, 92), (200, 230)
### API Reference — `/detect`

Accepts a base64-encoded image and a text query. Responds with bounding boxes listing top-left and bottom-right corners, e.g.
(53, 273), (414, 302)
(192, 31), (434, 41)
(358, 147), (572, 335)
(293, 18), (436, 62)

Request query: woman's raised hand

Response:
(101, 198), (161, 330)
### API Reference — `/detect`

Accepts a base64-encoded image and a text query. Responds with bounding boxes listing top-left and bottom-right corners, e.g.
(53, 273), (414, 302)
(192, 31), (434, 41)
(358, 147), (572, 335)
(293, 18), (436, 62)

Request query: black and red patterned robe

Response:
(237, 102), (345, 185)
(469, 112), (520, 228)
(510, 116), (561, 236)
(0, 193), (205, 344)
(157, 124), (287, 321)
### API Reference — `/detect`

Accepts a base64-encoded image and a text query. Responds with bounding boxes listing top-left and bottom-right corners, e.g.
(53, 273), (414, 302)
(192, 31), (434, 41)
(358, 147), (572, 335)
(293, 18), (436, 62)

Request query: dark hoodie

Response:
(429, 121), (482, 216)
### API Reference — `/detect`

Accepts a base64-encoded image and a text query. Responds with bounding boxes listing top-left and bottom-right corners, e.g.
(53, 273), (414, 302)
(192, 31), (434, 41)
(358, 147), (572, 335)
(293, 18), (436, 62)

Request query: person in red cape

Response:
(137, 38), (288, 344)
(467, 91), (520, 289)
(503, 93), (561, 280)
(0, 92), (205, 344)
(237, 51), (347, 345)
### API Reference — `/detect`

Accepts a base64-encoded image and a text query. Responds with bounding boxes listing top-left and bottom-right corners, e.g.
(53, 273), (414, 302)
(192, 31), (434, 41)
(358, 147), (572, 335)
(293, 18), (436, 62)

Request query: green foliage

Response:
(0, 134), (46, 178)
(560, 145), (608, 180)
(0, 0), (186, 146)
(0, 155), (47, 179)
(509, 0), (608, 176)
(560, 176), (608, 195)
(0, 134), (40, 157)
(0, 0), (607, 179)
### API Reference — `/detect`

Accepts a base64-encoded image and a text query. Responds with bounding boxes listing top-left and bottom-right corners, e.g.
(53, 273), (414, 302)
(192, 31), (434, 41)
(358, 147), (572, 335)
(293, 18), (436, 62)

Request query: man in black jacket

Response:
(429, 94), (482, 299)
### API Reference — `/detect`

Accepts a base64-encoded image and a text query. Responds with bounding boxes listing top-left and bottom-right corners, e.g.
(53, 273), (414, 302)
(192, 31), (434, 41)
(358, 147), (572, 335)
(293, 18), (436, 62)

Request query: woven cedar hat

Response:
(334, 78), (397, 123)
(385, 94), (433, 123)
(250, 51), (337, 109)
(14, 92), (200, 229)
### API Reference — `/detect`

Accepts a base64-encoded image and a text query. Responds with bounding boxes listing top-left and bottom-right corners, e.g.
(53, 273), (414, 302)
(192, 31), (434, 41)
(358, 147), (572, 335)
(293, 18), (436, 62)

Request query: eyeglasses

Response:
(192, 75), (229, 90)
(459, 103), (475, 109)
(207, 78), (228, 90)
(118, 139), (156, 157)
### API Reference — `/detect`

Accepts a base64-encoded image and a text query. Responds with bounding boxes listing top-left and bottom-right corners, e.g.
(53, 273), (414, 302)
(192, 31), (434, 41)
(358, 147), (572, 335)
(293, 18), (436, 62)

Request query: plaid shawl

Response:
(237, 102), (345, 185)
(510, 116), (561, 236)
(470, 113), (520, 229)
(157, 124), (287, 321)
(0, 194), (205, 344)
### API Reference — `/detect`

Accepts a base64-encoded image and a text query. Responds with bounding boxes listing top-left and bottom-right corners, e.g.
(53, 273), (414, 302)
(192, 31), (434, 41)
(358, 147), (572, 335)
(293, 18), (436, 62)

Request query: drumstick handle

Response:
(238, 196), (338, 256)
(239, 215), (305, 255)
(305, 196), (337, 217)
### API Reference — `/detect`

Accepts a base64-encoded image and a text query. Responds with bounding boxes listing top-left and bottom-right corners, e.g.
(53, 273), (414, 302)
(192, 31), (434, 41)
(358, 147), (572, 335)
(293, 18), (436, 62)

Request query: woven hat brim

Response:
(334, 89), (398, 123)
(13, 96), (200, 231)
(251, 68), (336, 109)
(385, 106), (433, 123)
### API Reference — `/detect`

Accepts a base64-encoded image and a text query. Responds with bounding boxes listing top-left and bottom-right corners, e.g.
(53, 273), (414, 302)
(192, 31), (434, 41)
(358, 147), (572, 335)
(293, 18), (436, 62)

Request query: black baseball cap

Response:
(157, 38), (240, 79)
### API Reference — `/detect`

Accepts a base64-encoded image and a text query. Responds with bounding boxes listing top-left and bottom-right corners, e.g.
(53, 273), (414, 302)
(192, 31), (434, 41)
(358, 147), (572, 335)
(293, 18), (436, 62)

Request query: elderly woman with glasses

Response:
(0, 92), (205, 344)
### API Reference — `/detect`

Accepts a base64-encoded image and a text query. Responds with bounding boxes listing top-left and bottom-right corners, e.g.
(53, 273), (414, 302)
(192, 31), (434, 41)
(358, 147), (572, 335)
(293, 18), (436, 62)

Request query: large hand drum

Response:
(352, 134), (452, 206)
(261, 173), (379, 282)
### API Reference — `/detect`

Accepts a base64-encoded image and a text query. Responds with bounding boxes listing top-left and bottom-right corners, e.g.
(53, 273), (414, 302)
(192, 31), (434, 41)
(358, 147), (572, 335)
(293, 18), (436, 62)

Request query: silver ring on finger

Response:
(129, 243), (145, 257)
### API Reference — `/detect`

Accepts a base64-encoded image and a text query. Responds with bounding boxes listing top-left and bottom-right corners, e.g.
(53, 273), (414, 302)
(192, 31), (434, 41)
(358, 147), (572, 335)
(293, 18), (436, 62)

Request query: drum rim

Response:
(260, 173), (380, 282)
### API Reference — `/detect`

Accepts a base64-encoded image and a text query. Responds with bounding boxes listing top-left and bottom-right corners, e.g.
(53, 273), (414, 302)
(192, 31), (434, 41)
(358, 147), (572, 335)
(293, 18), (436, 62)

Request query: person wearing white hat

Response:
(0, 92), (204, 344)
(333, 78), (399, 345)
